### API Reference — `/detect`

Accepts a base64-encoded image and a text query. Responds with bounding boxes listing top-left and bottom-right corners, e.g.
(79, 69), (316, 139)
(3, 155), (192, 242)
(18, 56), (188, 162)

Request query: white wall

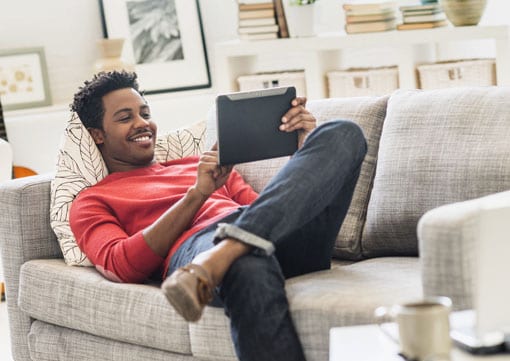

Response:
(0, 0), (240, 132)
(1, 0), (509, 174)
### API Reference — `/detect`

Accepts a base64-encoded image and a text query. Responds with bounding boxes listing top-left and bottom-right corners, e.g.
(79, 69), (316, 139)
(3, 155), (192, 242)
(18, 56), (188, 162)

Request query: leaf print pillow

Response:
(50, 113), (205, 266)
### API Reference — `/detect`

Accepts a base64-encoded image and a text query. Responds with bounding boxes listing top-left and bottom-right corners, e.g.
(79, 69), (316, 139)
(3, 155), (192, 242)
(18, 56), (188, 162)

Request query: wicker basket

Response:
(237, 71), (307, 96)
(417, 59), (496, 90)
(327, 67), (399, 98)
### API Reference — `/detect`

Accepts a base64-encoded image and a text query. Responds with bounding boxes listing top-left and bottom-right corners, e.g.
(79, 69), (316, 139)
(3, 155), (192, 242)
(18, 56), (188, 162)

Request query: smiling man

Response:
(69, 71), (367, 361)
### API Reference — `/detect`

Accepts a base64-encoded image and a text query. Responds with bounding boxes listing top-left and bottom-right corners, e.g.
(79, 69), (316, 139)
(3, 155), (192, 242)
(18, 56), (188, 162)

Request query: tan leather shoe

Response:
(161, 264), (214, 322)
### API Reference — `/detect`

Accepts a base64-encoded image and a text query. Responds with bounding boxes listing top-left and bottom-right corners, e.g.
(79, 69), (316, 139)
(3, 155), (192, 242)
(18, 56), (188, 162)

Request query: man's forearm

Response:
(142, 187), (208, 257)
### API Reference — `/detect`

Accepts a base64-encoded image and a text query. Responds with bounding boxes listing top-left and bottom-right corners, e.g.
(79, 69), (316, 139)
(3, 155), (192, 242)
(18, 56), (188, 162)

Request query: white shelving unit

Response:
(214, 25), (510, 99)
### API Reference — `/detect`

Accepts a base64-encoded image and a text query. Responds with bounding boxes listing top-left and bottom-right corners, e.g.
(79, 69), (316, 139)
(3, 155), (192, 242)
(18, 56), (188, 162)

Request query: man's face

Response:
(89, 87), (157, 173)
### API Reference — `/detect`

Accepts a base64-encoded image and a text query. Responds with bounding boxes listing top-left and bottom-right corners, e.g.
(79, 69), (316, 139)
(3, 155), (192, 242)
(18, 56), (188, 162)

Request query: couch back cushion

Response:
(362, 87), (510, 257)
(50, 114), (205, 266)
(207, 96), (388, 260)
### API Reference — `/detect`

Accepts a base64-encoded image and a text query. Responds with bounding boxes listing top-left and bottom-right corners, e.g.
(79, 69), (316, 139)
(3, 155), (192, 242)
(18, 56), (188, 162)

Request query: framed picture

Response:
(0, 47), (52, 111)
(0, 98), (6, 140)
(99, 0), (211, 94)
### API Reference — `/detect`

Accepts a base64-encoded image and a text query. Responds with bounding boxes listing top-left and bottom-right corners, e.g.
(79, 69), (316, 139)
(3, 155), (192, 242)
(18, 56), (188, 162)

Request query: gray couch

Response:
(2, 87), (510, 361)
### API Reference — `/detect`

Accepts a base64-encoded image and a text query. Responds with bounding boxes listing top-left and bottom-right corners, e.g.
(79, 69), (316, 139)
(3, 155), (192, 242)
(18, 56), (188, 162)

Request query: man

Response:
(70, 71), (367, 361)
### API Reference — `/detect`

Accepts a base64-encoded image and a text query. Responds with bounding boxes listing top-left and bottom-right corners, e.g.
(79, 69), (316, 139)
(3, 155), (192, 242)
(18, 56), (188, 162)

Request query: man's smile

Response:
(129, 132), (154, 145)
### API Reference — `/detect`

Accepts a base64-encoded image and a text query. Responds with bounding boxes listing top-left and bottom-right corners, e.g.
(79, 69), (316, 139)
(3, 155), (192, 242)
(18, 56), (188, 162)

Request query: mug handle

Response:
(374, 306), (400, 345)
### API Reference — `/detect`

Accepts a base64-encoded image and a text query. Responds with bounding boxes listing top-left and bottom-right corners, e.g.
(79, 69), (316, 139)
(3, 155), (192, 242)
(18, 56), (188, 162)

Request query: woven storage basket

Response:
(237, 71), (307, 96)
(327, 67), (399, 98)
(417, 59), (496, 90)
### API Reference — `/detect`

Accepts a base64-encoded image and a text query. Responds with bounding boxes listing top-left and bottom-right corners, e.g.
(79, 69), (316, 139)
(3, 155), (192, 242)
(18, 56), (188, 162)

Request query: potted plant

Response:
(283, 0), (318, 37)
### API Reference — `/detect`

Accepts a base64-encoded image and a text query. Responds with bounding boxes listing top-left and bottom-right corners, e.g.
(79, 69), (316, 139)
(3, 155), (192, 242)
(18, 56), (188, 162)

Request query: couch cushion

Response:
(363, 87), (510, 257)
(28, 321), (191, 361)
(18, 259), (191, 354)
(49, 114), (205, 266)
(189, 257), (421, 361)
(206, 96), (388, 260)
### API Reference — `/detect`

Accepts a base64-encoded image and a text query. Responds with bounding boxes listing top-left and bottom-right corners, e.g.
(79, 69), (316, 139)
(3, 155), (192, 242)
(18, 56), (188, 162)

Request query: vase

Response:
(439, 0), (487, 26)
(282, 1), (316, 38)
(93, 38), (134, 74)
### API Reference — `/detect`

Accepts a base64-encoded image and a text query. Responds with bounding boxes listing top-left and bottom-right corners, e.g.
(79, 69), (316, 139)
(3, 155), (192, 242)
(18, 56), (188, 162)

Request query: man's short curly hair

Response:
(70, 71), (141, 129)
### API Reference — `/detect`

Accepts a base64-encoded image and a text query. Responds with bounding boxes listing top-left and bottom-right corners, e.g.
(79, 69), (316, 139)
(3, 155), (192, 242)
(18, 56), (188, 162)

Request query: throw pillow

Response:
(50, 113), (205, 266)
(308, 97), (388, 260)
(362, 87), (510, 257)
(206, 96), (389, 260)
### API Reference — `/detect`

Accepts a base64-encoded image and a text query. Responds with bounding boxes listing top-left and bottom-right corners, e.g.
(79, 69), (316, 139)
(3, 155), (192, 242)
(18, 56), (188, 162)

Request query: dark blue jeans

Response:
(169, 120), (367, 361)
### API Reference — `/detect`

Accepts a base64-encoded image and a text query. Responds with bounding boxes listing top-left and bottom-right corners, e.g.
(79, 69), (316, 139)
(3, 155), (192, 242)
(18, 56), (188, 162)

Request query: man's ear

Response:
(88, 128), (105, 145)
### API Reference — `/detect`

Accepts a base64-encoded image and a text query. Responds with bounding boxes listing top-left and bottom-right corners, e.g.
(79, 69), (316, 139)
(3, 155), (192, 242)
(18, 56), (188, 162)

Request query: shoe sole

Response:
(162, 279), (202, 322)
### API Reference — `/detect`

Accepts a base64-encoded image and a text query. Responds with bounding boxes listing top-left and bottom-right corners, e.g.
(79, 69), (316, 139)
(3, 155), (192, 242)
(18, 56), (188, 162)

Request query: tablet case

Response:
(216, 86), (297, 165)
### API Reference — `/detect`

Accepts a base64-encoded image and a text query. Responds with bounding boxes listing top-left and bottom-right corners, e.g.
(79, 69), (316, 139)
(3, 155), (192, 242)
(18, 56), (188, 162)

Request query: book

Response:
(346, 10), (396, 23)
(239, 2), (274, 11)
(239, 9), (275, 19)
(397, 19), (448, 30)
(238, 24), (279, 34)
(399, 3), (441, 13)
(345, 18), (397, 34)
(239, 32), (278, 40)
(403, 12), (446, 23)
(273, 0), (289, 38)
(239, 17), (276, 27)
(343, 1), (397, 15)
(401, 9), (442, 16)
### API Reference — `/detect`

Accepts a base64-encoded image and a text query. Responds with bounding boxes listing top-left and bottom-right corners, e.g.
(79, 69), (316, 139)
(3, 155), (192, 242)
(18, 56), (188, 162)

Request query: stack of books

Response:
(397, 3), (448, 30)
(343, 2), (398, 34)
(237, 0), (279, 40)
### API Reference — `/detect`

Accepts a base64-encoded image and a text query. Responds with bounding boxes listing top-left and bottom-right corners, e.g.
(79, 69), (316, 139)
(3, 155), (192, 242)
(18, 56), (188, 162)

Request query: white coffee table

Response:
(330, 324), (510, 361)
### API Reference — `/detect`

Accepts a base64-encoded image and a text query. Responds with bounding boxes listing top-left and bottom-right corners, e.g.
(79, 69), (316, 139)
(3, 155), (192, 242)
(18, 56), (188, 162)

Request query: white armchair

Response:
(0, 138), (13, 183)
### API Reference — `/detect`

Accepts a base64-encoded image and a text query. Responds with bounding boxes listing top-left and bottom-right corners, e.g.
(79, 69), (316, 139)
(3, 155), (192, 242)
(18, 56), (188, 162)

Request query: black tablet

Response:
(216, 86), (297, 165)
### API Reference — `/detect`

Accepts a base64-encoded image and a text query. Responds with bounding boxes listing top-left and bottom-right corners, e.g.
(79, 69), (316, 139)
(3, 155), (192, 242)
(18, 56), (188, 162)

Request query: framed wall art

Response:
(99, 0), (211, 94)
(0, 47), (52, 111)
(0, 97), (6, 140)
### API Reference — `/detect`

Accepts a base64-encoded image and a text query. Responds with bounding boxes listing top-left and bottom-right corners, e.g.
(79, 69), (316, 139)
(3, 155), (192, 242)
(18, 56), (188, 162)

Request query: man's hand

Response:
(279, 96), (317, 148)
(194, 144), (233, 197)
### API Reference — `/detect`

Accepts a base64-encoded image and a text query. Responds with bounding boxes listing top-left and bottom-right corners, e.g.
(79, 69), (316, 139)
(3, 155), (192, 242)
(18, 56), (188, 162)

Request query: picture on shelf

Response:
(126, 0), (183, 64)
(0, 47), (52, 111)
(99, 0), (211, 94)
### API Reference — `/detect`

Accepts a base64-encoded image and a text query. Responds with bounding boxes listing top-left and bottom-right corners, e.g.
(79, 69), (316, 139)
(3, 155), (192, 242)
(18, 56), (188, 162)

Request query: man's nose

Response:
(134, 114), (150, 127)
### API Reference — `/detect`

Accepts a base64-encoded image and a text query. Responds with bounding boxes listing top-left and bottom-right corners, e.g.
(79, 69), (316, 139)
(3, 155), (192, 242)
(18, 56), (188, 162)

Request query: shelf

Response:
(217, 26), (510, 53)
(214, 25), (510, 98)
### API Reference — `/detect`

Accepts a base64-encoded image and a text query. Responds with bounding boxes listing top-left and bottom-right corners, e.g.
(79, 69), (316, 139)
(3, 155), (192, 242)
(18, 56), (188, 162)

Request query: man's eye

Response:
(119, 116), (131, 122)
(142, 113), (151, 119)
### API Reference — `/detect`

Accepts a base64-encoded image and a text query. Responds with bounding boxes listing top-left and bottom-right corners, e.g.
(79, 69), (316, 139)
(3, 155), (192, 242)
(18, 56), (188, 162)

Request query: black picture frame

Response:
(98, 0), (211, 94)
(0, 98), (6, 141)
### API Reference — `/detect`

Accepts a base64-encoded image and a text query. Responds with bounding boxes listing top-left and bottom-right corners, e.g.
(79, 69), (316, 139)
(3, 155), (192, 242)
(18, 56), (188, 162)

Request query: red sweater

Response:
(70, 156), (258, 283)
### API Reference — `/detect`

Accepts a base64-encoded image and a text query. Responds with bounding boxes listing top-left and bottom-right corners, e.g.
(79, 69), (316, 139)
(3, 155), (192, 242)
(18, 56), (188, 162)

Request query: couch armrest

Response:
(0, 172), (62, 361)
(418, 190), (510, 311)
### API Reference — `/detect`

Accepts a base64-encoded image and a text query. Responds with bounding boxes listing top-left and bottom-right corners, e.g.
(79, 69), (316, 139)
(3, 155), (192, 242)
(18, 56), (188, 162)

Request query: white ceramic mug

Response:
(375, 297), (452, 361)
